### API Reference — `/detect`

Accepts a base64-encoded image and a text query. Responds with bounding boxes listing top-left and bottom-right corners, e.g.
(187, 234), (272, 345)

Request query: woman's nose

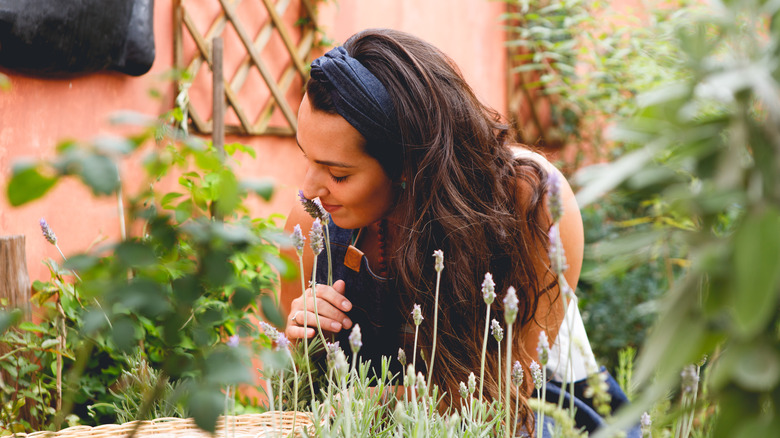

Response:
(301, 166), (327, 200)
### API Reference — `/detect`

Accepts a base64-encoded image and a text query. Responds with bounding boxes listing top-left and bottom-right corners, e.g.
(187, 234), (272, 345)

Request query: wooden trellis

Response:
(173, 0), (319, 136)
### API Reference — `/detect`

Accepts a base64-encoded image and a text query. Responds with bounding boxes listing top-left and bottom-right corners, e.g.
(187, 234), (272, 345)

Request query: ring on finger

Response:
(290, 310), (303, 323)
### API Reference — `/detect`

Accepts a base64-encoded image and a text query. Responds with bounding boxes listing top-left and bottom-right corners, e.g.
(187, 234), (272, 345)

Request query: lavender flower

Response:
(398, 348), (407, 367)
(433, 249), (444, 273)
(459, 381), (469, 399)
(292, 224), (305, 255)
(275, 333), (290, 352)
(530, 360), (543, 390)
(416, 372), (427, 394)
(298, 190), (329, 222)
(491, 319), (504, 343)
(331, 348), (349, 380)
(640, 412), (652, 437)
(548, 224), (568, 274)
(481, 272), (495, 305)
(349, 324), (362, 354)
(405, 365), (416, 387)
(40, 218), (57, 245)
(546, 171), (563, 223)
(259, 321), (280, 342)
(310, 218), (324, 255)
(325, 341), (341, 369)
(537, 331), (549, 367)
(226, 334), (240, 348)
(681, 364), (699, 395)
(512, 361), (524, 387)
(503, 286), (519, 325)
(467, 372), (476, 394)
(412, 304), (423, 326)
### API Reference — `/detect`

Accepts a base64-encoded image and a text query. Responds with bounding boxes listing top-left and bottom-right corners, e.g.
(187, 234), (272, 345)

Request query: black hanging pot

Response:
(0, 0), (155, 77)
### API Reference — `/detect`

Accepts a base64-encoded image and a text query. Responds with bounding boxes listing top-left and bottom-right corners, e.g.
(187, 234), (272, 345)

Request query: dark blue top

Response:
(315, 219), (405, 377)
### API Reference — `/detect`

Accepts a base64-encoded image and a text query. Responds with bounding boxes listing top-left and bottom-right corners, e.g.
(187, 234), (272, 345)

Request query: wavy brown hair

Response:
(307, 28), (555, 429)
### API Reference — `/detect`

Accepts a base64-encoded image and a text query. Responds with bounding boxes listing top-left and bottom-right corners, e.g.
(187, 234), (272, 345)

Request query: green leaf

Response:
(215, 169), (240, 217)
(733, 342), (780, 391)
(0, 309), (22, 333)
(731, 208), (780, 337)
(63, 254), (99, 271)
(161, 192), (185, 208)
(260, 294), (284, 328)
(241, 178), (275, 201)
(79, 154), (119, 195)
(7, 164), (58, 206)
(19, 321), (47, 333)
(111, 316), (138, 353)
(231, 287), (255, 310)
(116, 242), (157, 267)
(189, 387), (223, 432)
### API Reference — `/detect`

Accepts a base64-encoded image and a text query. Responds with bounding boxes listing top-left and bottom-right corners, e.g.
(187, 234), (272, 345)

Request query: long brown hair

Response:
(307, 28), (554, 428)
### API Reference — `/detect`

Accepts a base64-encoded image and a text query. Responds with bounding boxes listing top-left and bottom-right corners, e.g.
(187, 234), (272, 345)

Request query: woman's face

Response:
(296, 95), (395, 230)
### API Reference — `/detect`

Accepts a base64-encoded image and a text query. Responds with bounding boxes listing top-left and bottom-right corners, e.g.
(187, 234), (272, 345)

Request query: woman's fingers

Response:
(286, 324), (315, 340)
(290, 309), (345, 333)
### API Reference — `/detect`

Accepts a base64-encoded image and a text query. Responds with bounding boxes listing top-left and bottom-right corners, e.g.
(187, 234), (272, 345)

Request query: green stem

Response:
(478, 305), (491, 403)
(504, 323), (513, 438)
(538, 367), (547, 438)
(412, 325), (419, 371)
(302, 256), (316, 402)
(300, 253), (328, 348)
(427, 269), (442, 389)
(324, 222), (333, 286)
(497, 339), (502, 409)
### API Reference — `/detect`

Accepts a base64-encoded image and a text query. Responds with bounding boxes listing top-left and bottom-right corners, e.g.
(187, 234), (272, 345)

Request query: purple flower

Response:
(292, 224), (305, 255)
(491, 319), (504, 342)
(226, 334), (240, 348)
(259, 321), (280, 342)
(40, 218), (57, 245)
(349, 324), (362, 354)
(681, 364), (699, 395)
(433, 249), (444, 273)
(503, 286), (519, 325)
(481, 272), (495, 305)
(275, 333), (290, 352)
(310, 218), (324, 255)
(512, 361), (524, 386)
(640, 411), (652, 436)
(537, 331), (549, 367)
(412, 304), (423, 326)
(548, 224), (568, 274)
(298, 190), (329, 222)
(546, 171), (563, 223)
(530, 360), (543, 390)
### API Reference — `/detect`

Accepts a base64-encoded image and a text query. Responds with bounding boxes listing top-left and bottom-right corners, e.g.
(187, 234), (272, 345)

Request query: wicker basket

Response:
(15, 412), (316, 438)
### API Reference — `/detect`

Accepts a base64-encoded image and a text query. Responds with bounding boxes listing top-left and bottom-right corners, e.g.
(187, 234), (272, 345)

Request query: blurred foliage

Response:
(2, 109), (293, 433)
(578, 0), (780, 435)
(503, 0), (694, 164)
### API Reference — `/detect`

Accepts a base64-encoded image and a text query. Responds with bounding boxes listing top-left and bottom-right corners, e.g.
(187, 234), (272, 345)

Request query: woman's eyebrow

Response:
(296, 138), (356, 168)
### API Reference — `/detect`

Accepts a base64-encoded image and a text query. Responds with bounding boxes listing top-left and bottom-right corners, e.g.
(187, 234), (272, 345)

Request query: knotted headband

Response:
(309, 46), (398, 148)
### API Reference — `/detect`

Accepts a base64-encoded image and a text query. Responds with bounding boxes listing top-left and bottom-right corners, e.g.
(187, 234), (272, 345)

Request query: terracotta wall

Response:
(0, 0), (508, 284)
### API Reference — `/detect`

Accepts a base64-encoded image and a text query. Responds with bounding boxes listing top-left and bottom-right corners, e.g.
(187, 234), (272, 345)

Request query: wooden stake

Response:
(0, 235), (31, 319)
(212, 36), (225, 156)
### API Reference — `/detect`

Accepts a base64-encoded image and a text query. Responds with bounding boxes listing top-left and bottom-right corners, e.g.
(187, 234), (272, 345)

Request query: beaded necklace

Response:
(351, 219), (389, 277)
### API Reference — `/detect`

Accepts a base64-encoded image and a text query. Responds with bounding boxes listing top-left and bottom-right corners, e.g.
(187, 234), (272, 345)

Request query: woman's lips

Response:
(320, 202), (341, 213)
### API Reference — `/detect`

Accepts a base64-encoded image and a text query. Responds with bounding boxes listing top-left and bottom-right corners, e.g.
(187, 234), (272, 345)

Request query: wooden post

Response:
(0, 235), (31, 319)
(212, 36), (225, 156)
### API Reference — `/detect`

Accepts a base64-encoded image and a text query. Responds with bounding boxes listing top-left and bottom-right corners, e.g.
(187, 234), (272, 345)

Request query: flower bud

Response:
(467, 372), (476, 394)
(512, 361), (524, 387)
(349, 324), (362, 354)
(39, 218), (57, 245)
(503, 287), (519, 325)
(291, 224), (305, 255)
(481, 272), (495, 305)
(412, 304), (423, 326)
(310, 218), (324, 255)
(537, 331), (549, 367)
(530, 360), (543, 390)
(433, 249), (444, 273)
(397, 348), (407, 367)
(491, 319), (504, 343)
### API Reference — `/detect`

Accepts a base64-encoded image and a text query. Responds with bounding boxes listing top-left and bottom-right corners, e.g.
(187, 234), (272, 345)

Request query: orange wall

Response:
(0, 0), (507, 284)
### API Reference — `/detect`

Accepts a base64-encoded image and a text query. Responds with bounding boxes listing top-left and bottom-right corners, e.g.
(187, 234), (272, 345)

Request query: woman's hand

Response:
(285, 279), (353, 340)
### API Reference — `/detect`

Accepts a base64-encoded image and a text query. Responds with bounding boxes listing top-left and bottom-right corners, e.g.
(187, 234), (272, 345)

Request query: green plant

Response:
(5, 111), (292, 432)
(576, 0), (780, 436)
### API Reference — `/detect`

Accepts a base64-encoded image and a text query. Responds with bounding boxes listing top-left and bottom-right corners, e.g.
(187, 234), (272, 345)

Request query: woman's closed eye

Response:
(330, 173), (349, 183)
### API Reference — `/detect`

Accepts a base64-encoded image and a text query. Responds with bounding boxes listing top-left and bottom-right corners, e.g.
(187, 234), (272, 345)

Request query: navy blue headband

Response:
(310, 46), (398, 147)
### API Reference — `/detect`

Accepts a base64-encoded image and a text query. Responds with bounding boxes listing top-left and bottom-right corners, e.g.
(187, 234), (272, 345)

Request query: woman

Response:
(280, 28), (617, 434)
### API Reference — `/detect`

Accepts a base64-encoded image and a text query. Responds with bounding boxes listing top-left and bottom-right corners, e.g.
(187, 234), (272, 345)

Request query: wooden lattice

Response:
(173, 0), (320, 136)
